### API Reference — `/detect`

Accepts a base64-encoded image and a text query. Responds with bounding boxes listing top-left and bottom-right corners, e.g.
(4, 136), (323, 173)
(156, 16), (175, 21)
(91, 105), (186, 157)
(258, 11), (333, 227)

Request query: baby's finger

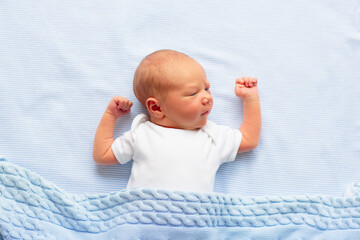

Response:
(124, 101), (133, 110)
(117, 104), (123, 109)
(251, 77), (258, 85)
(244, 77), (258, 87)
(244, 78), (251, 87)
(117, 102), (128, 111)
(236, 78), (245, 86)
(247, 79), (253, 87)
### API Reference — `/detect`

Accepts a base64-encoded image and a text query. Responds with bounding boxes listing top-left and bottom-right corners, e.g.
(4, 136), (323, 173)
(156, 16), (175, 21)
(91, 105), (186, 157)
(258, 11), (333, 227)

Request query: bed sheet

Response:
(0, 0), (360, 198)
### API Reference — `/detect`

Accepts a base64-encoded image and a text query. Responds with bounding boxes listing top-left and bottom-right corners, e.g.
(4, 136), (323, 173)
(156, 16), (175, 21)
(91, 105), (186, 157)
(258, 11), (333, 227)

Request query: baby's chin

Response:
(192, 117), (208, 130)
(168, 115), (210, 130)
(179, 121), (206, 130)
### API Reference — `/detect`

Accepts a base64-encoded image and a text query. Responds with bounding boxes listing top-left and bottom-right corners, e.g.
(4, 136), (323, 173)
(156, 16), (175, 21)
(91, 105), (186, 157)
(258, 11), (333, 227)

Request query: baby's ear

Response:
(146, 97), (164, 119)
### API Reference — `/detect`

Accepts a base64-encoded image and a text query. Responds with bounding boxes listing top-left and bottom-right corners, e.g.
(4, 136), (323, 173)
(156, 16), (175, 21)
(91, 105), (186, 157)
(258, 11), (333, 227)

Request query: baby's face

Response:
(160, 58), (213, 130)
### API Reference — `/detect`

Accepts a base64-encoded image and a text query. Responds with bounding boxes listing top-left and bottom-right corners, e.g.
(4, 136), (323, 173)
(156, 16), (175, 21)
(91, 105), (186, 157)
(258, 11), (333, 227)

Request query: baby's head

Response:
(133, 50), (187, 106)
(133, 50), (213, 130)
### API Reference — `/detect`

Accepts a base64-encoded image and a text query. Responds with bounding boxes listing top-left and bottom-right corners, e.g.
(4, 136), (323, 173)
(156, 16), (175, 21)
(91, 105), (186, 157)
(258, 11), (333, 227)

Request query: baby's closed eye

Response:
(185, 88), (198, 96)
(189, 91), (197, 96)
(186, 85), (210, 97)
(189, 88), (209, 96)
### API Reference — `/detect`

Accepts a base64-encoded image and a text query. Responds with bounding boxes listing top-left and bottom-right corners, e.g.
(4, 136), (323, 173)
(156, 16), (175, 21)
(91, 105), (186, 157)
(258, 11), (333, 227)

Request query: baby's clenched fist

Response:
(106, 96), (133, 118)
(235, 77), (259, 100)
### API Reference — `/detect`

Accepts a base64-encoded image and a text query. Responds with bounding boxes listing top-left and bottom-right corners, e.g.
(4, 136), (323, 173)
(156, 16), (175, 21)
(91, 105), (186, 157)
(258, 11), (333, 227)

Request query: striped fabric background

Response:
(0, 0), (359, 196)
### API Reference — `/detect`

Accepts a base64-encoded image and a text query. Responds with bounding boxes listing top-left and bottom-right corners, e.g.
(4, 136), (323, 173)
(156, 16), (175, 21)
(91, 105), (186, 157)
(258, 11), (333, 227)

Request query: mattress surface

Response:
(0, 0), (359, 197)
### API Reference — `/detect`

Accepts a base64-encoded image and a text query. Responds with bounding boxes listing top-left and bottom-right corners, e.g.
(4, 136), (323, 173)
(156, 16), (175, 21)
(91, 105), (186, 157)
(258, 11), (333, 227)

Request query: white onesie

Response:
(112, 113), (242, 192)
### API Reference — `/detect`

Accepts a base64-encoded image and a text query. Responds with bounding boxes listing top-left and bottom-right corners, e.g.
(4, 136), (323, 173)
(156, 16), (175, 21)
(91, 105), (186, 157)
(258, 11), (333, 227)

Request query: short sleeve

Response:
(111, 130), (134, 164)
(202, 121), (242, 163)
(111, 113), (149, 164)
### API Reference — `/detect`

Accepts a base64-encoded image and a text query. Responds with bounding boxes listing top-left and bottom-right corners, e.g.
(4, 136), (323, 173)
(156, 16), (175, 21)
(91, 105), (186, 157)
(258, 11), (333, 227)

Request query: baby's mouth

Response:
(201, 110), (211, 116)
(201, 103), (212, 116)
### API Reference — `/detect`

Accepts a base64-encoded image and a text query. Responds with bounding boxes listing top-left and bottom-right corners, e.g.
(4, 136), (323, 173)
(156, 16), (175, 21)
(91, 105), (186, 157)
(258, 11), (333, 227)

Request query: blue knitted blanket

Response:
(1, 158), (360, 240)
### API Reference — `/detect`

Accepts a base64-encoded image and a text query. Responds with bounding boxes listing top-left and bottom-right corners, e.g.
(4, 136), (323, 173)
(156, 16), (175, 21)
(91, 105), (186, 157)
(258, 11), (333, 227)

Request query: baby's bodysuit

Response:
(112, 113), (242, 192)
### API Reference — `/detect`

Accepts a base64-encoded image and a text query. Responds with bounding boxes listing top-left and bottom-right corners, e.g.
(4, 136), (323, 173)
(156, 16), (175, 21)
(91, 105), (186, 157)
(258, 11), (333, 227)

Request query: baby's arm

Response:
(235, 77), (261, 153)
(93, 96), (133, 165)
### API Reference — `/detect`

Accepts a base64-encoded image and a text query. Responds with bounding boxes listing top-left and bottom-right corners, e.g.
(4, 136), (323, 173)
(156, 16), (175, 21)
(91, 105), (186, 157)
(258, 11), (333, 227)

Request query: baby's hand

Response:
(106, 96), (133, 118)
(235, 77), (259, 100)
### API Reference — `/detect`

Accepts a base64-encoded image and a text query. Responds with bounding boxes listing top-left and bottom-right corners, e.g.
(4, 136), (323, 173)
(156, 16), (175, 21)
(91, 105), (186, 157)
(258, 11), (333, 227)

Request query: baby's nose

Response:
(202, 92), (212, 105)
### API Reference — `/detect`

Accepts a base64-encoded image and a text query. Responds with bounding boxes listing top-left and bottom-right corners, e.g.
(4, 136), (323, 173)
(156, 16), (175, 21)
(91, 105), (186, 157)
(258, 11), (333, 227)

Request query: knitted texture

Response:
(1, 158), (360, 239)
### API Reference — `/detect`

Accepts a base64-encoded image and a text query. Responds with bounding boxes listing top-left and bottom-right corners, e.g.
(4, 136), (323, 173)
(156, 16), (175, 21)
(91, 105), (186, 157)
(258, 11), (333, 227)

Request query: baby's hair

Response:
(133, 49), (191, 106)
